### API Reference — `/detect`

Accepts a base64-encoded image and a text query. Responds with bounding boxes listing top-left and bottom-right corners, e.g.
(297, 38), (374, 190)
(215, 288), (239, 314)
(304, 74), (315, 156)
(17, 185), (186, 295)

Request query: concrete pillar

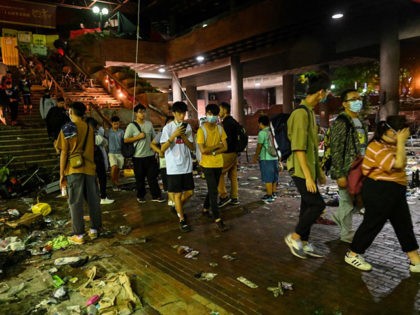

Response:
(230, 55), (244, 124)
(282, 74), (294, 113)
(186, 85), (198, 120)
(172, 74), (182, 103)
(380, 14), (400, 116)
(275, 86), (283, 106)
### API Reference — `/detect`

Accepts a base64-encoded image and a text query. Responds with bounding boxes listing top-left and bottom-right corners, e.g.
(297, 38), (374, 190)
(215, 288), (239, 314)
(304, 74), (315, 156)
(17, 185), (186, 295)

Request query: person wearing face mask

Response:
(284, 72), (330, 259)
(344, 116), (420, 273)
(330, 89), (368, 243)
(196, 104), (229, 232)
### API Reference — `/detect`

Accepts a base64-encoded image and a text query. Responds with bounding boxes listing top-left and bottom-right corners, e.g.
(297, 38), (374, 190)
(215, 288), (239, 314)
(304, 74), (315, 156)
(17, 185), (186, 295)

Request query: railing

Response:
(44, 70), (66, 99)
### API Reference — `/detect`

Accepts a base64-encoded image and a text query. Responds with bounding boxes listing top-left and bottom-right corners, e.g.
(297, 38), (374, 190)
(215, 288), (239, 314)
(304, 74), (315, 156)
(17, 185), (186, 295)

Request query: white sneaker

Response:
(100, 198), (115, 205)
(303, 243), (324, 258)
(284, 234), (306, 259)
(344, 252), (372, 271)
(410, 263), (420, 273)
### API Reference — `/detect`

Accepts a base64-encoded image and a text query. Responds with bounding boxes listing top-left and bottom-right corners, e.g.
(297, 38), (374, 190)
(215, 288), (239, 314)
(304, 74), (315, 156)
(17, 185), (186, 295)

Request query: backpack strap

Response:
(130, 121), (142, 149)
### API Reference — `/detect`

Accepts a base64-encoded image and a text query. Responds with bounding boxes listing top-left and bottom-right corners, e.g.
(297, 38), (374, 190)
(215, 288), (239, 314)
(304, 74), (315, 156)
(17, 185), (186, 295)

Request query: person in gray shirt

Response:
(124, 103), (164, 203)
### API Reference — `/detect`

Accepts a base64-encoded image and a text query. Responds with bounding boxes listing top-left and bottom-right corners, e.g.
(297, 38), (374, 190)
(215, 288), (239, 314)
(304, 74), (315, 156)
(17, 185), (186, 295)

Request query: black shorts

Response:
(167, 173), (195, 193)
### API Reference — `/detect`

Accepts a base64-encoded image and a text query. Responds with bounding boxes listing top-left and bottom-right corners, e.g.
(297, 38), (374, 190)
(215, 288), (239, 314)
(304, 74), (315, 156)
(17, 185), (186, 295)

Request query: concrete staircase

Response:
(0, 83), (122, 171)
(0, 88), (58, 171)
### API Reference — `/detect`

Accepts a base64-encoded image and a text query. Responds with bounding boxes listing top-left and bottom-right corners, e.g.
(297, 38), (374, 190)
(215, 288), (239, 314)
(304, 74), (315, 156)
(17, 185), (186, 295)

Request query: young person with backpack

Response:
(197, 104), (229, 232)
(124, 103), (164, 204)
(217, 102), (241, 207)
(284, 72), (330, 259)
(329, 89), (368, 243)
(252, 115), (279, 204)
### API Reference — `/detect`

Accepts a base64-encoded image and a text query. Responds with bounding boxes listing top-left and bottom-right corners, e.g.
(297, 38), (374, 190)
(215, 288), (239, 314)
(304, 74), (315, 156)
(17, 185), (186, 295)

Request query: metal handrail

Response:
(44, 70), (66, 98)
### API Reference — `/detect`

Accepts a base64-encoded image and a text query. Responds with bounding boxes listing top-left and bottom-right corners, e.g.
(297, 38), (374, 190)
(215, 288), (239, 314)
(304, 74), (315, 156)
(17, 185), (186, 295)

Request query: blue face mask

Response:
(349, 100), (363, 113)
(206, 115), (218, 123)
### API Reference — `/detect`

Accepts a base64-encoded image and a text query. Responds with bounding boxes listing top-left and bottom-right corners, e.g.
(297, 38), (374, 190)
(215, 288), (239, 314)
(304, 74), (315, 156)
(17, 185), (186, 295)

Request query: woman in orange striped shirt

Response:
(344, 116), (420, 272)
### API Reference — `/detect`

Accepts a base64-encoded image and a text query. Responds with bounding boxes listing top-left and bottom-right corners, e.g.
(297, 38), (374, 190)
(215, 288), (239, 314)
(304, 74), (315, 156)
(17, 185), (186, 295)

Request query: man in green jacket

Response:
(330, 89), (368, 243)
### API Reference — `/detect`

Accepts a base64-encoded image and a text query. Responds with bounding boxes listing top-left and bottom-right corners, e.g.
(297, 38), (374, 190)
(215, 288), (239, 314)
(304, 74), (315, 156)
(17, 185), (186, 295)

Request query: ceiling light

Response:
(227, 85), (231, 88)
(202, 23), (208, 28)
(92, 6), (100, 14)
(196, 55), (205, 62)
(332, 13), (344, 19)
(330, 84), (336, 90)
(255, 82), (261, 87)
(158, 68), (166, 73)
(101, 8), (109, 15)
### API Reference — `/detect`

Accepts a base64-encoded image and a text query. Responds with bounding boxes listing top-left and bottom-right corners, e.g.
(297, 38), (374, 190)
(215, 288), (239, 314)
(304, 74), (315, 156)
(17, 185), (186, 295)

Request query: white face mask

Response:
(349, 100), (363, 113)
(206, 115), (218, 123)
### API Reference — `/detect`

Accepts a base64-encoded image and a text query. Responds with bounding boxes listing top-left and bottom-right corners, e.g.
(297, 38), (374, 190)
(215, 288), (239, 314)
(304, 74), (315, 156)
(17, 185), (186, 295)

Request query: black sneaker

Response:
(215, 220), (229, 232)
(137, 197), (146, 204)
(230, 198), (240, 205)
(218, 197), (231, 208)
(179, 220), (191, 232)
(152, 196), (166, 203)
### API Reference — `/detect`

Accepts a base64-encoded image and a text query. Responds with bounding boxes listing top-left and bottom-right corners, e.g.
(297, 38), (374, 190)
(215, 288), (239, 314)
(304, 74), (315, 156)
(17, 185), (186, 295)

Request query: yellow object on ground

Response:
(31, 203), (52, 216)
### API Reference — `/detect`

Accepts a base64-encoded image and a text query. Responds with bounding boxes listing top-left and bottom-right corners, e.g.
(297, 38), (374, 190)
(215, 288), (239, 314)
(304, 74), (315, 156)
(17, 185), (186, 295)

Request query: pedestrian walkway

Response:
(1, 159), (419, 314)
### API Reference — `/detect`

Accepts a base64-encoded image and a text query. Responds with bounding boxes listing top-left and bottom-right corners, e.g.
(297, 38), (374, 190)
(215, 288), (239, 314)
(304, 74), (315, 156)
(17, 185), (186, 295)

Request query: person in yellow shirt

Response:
(196, 104), (229, 231)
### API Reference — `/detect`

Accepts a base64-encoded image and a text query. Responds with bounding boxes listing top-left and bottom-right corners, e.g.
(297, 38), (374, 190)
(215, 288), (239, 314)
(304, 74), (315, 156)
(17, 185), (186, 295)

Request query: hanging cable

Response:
(131, 0), (141, 121)
(171, 70), (198, 113)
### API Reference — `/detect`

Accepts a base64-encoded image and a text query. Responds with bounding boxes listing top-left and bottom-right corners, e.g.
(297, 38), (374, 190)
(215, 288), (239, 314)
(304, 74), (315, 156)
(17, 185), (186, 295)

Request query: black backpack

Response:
(234, 122), (248, 153)
(270, 105), (309, 162)
(121, 122), (142, 158)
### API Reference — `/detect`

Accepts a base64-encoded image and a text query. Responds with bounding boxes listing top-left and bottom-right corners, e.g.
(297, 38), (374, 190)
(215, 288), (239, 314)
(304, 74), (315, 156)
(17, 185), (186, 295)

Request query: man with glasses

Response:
(330, 89), (368, 243)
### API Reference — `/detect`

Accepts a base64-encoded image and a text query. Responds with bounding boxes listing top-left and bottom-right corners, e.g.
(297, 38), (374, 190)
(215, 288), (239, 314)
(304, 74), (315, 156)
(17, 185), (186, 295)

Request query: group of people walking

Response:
(284, 72), (420, 273)
(54, 71), (420, 274)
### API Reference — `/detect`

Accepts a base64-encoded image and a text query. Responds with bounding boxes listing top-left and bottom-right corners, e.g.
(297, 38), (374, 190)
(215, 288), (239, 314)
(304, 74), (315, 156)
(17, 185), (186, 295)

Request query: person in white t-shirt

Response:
(160, 102), (195, 232)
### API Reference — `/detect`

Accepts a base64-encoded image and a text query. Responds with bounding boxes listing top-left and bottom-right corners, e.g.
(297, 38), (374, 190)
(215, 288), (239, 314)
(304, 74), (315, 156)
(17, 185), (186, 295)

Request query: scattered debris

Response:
(194, 272), (217, 281)
(236, 276), (258, 288)
(267, 281), (294, 297)
(209, 262), (218, 267)
(222, 254), (237, 261)
(118, 225), (132, 235)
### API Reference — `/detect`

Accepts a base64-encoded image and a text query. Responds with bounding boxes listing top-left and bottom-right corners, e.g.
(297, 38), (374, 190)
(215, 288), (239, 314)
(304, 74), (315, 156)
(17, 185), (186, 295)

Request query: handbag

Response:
(121, 122), (142, 158)
(69, 125), (89, 168)
(347, 156), (364, 195)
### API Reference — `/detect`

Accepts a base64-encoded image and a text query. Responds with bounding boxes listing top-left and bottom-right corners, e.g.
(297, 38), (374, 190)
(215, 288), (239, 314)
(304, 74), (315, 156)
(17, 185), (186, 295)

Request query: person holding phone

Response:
(160, 102), (195, 232)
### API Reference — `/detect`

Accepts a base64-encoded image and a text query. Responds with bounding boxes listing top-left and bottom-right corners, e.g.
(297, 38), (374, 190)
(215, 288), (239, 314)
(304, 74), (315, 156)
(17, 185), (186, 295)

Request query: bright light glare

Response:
(227, 85), (231, 88)
(330, 84), (336, 90)
(332, 13), (344, 19)
(202, 23), (208, 28)
(92, 6), (100, 14)
(101, 8), (109, 15)
(196, 55), (205, 62)
(158, 68), (166, 73)
(255, 82), (261, 87)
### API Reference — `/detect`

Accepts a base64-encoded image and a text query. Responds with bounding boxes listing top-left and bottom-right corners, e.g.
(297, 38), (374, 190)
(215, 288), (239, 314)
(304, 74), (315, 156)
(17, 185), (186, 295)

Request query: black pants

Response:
(160, 168), (168, 191)
(132, 155), (161, 199)
(351, 178), (419, 254)
(202, 167), (222, 220)
(95, 151), (107, 199)
(9, 101), (18, 121)
(292, 176), (326, 241)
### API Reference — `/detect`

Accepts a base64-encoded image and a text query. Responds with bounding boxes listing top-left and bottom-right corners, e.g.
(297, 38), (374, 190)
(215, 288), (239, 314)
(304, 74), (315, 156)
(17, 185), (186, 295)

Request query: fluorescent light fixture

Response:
(101, 8), (109, 15)
(227, 85), (231, 88)
(332, 13), (344, 19)
(92, 6), (100, 14)
(196, 55), (205, 62)
(255, 82), (261, 87)
(158, 68), (166, 73)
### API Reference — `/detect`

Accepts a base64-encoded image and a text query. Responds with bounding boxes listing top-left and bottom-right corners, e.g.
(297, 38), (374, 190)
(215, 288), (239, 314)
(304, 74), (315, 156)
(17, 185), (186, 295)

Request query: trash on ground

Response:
(8, 282), (25, 295)
(52, 286), (68, 300)
(118, 238), (147, 245)
(194, 272), (217, 281)
(0, 282), (9, 293)
(209, 262), (218, 267)
(222, 254), (237, 261)
(46, 235), (70, 251)
(31, 203), (52, 216)
(237, 276), (258, 288)
(52, 275), (65, 288)
(54, 256), (86, 266)
(118, 225), (132, 235)
(267, 281), (294, 297)
(6, 212), (43, 228)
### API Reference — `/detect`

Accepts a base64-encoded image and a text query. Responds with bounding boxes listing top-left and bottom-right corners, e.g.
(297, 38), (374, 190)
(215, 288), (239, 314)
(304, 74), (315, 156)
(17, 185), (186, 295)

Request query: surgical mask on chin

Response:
(349, 100), (363, 113)
(206, 115), (218, 123)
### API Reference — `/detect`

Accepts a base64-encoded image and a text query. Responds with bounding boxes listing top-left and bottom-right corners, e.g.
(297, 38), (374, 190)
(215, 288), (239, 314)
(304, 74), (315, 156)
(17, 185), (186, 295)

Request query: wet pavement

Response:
(1, 138), (420, 314)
